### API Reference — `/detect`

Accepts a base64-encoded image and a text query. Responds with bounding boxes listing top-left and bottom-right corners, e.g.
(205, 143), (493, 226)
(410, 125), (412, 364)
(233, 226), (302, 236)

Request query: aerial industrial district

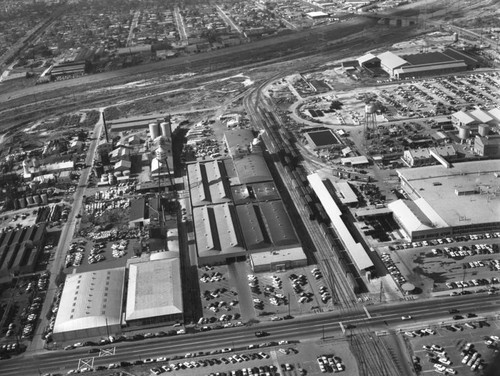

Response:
(0, 0), (500, 375)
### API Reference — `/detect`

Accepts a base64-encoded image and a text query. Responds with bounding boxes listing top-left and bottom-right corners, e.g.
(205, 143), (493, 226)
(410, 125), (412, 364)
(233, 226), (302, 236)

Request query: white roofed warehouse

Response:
(392, 160), (500, 241)
(125, 259), (183, 327)
(53, 268), (125, 342)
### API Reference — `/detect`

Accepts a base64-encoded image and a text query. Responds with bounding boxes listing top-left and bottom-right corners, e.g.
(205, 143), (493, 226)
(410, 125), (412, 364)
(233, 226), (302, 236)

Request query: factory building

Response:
(53, 268), (125, 342)
(187, 160), (232, 207)
(390, 160), (500, 241)
(452, 107), (500, 131)
(402, 145), (457, 168)
(193, 203), (245, 264)
(125, 259), (183, 327)
(474, 134), (500, 158)
(0, 223), (46, 281)
(373, 48), (471, 79)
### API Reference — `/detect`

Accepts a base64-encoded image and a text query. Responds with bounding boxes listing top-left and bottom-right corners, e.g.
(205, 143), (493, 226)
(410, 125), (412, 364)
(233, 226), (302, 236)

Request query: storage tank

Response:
(458, 126), (470, 140)
(41, 193), (48, 205)
(160, 122), (171, 138)
(149, 123), (160, 139)
(478, 123), (490, 136)
(34, 195), (42, 205)
(365, 103), (377, 114)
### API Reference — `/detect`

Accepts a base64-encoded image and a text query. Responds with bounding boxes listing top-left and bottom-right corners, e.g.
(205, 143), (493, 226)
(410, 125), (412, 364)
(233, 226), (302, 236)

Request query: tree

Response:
(330, 100), (343, 110)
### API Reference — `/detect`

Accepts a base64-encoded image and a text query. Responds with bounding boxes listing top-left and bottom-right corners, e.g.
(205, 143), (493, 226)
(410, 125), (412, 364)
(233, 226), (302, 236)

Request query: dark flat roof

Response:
(402, 52), (455, 66)
(307, 130), (339, 147)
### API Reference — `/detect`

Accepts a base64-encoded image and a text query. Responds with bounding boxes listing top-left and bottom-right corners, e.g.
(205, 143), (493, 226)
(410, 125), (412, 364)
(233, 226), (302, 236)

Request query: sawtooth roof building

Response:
(53, 268), (125, 342)
(125, 259), (183, 327)
(390, 160), (500, 241)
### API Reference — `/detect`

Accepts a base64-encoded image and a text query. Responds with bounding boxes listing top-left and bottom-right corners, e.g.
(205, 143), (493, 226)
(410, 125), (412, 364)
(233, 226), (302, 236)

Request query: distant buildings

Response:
(358, 48), (476, 79)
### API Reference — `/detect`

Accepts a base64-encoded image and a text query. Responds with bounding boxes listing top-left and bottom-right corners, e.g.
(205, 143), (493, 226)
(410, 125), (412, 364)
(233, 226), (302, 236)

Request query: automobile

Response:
(452, 315), (463, 320)
(423, 328), (436, 335)
(221, 348), (232, 353)
(255, 331), (268, 337)
(434, 363), (446, 372)
(150, 368), (162, 375)
(143, 358), (156, 364)
(271, 316), (282, 321)
(64, 345), (75, 350)
(449, 309), (459, 314)
(258, 352), (270, 359)
(284, 363), (292, 371)
(88, 348), (100, 354)
(401, 315), (412, 320)
(107, 363), (120, 369)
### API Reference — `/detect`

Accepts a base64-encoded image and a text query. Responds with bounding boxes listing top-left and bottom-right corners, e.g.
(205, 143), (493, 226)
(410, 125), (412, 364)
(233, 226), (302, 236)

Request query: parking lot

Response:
(62, 337), (358, 376)
(375, 233), (500, 298)
(404, 316), (500, 376)
(197, 262), (335, 329)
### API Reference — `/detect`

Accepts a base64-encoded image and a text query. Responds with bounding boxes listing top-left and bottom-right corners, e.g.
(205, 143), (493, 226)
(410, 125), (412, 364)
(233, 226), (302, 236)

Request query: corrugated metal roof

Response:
(308, 174), (374, 270)
(126, 259), (183, 321)
(53, 268), (125, 334)
(236, 204), (269, 250)
(233, 154), (272, 184)
(452, 110), (476, 125)
(470, 108), (493, 123)
(377, 51), (408, 71)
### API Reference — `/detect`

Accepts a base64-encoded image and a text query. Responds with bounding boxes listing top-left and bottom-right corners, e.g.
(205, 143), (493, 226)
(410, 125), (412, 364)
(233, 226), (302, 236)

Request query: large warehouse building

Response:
(125, 259), (183, 327)
(359, 48), (475, 79)
(53, 268), (125, 342)
(390, 160), (500, 241)
(307, 173), (374, 273)
(188, 129), (303, 265)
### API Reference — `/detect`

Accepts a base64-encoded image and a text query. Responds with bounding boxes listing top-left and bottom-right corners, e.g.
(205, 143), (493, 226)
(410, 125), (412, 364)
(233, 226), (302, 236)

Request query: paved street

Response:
(27, 110), (105, 352)
(3, 294), (500, 375)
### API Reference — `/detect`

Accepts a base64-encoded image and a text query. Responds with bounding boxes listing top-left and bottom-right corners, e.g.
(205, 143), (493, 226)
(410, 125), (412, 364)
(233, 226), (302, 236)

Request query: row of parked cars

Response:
(436, 243), (497, 258)
(461, 342), (485, 372)
(380, 253), (406, 286)
(317, 354), (345, 373)
(446, 277), (499, 292)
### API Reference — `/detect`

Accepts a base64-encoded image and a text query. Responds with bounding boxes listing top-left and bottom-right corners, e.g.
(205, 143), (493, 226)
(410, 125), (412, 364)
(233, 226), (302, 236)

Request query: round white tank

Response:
(149, 123), (160, 139)
(365, 103), (377, 114)
(160, 122), (171, 138)
(478, 123), (490, 137)
(458, 126), (470, 139)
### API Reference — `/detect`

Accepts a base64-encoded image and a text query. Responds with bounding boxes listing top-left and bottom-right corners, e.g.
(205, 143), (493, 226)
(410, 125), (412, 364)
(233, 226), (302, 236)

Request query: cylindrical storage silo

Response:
(458, 126), (470, 140)
(478, 123), (490, 137)
(160, 122), (171, 138)
(149, 123), (160, 139)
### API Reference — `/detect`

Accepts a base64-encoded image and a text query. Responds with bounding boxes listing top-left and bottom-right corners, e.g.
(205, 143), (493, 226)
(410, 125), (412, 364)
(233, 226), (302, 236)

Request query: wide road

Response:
(2, 294), (500, 375)
(28, 111), (105, 352)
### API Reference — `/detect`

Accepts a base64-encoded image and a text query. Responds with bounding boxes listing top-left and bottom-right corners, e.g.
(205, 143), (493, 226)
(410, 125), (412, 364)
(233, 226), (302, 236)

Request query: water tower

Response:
(364, 102), (377, 139)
